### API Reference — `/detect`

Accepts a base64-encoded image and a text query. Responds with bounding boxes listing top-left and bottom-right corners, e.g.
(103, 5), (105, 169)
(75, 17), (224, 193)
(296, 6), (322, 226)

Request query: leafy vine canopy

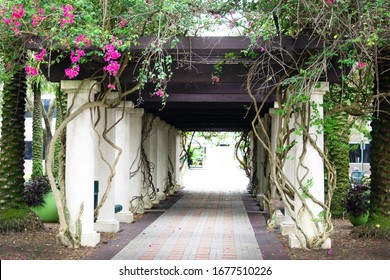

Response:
(1, 0), (388, 95)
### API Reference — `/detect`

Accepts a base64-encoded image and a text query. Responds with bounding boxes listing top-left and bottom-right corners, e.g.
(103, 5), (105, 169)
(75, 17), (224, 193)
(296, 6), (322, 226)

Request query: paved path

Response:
(86, 145), (289, 260)
(112, 189), (262, 260)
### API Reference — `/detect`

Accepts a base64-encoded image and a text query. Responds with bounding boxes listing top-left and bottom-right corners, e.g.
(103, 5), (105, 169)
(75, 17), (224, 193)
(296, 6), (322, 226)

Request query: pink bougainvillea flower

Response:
(327, 0), (335, 4)
(35, 49), (47, 61)
(70, 49), (85, 64)
(3, 18), (11, 24)
(156, 89), (164, 97)
(215, 77), (220, 83)
(107, 83), (116, 90)
(60, 4), (74, 27)
(75, 34), (92, 48)
(25, 66), (39, 76)
(103, 61), (120, 76)
(12, 4), (25, 20)
(120, 20), (127, 28)
(103, 44), (121, 61)
(65, 64), (80, 79)
(357, 62), (367, 69)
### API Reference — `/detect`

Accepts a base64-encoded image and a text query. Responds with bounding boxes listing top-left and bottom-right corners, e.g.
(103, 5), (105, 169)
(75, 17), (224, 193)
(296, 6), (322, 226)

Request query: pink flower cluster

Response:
(35, 49), (47, 61)
(25, 65), (39, 76)
(65, 64), (80, 79)
(357, 62), (367, 69)
(3, 4), (25, 35)
(75, 34), (92, 48)
(211, 75), (220, 84)
(60, 4), (74, 27)
(103, 44), (121, 62)
(70, 49), (85, 64)
(64, 35), (91, 79)
(103, 39), (122, 77)
(104, 61), (120, 76)
(32, 8), (45, 27)
(156, 89), (164, 97)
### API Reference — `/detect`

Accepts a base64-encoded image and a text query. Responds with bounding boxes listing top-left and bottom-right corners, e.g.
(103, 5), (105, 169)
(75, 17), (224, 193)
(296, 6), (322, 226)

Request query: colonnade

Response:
(61, 79), (331, 249)
(61, 80), (183, 247)
(249, 82), (331, 249)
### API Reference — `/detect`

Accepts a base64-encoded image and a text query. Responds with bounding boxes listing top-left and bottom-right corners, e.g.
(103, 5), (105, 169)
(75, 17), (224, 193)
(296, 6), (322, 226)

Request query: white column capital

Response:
(61, 80), (100, 94)
(116, 101), (134, 110)
(268, 108), (278, 116)
(129, 108), (144, 117)
(313, 82), (329, 96)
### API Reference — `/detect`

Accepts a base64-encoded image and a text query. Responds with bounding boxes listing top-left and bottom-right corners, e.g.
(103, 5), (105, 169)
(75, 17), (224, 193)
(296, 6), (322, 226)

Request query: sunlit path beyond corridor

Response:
(111, 145), (263, 260)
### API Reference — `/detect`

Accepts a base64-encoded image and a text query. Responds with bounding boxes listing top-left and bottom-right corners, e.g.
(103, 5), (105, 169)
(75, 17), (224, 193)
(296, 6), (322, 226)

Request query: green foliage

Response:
(324, 90), (352, 218)
(0, 207), (43, 233)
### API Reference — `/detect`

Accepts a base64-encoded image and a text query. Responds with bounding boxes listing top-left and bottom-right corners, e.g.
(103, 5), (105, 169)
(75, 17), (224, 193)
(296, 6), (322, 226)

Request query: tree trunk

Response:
(0, 63), (27, 211)
(324, 91), (351, 218)
(31, 81), (43, 179)
(369, 100), (390, 227)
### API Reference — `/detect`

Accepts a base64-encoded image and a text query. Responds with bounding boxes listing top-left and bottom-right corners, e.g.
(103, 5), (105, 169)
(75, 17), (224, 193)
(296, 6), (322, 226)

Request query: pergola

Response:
(26, 35), (345, 249)
(30, 36), (344, 131)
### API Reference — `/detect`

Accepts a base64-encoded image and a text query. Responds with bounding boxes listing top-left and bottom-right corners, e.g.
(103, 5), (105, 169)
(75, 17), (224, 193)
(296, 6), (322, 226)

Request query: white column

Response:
(62, 80), (100, 247)
(175, 130), (184, 188)
(279, 113), (296, 234)
(156, 121), (170, 200)
(141, 114), (154, 209)
(94, 94), (120, 233)
(150, 117), (159, 206)
(114, 102), (134, 223)
(168, 126), (177, 194)
(128, 109), (144, 213)
(289, 82), (330, 249)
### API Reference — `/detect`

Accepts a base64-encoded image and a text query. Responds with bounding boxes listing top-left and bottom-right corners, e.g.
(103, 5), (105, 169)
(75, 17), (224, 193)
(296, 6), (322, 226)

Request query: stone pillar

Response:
(248, 130), (256, 194)
(94, 93), (120, 233)
(62, 80), (100, 247)
(114, 102), (134, 223)
(168, 126), (177, 194)
(175, 129), (184, 188)
(268, 107), (279, 199)
(128, 108), (144, 213)
(141, 114), (154, 209)
(255, 119), (267, 209)
(288, 82), (331, 249)
(149, 117), (160, 206)
(156, 120), (170, 200)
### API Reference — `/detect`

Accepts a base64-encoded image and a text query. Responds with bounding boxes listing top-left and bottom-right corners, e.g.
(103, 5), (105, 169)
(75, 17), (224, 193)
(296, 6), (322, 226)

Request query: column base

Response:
(94, 220), (120, 233)
(274, 210), (285, 226)
(280, 222), (295, 236)
(157, 192), (166, 201)
(289, 234), (331, 249)
(81, 232), (100, 247)
(152, 198), (160, 207)
(115, 211), (134, 223)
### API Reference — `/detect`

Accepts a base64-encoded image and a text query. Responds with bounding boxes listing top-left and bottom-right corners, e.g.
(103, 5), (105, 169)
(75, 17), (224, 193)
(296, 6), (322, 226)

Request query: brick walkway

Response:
(112, 190), (263, 260)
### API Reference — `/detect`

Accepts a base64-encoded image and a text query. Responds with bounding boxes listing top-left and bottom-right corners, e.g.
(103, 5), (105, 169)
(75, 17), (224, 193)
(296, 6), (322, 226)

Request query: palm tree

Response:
(0, 52), (42, 232)
(369, 99), (390, 232)
(31, 80), (43, 179)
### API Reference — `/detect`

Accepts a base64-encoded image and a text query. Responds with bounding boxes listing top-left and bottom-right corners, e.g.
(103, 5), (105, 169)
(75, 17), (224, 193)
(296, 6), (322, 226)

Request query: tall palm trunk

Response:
(0, 65), (27, 211)
(369, 100), (390, 228)
(32, 81), (43, 179)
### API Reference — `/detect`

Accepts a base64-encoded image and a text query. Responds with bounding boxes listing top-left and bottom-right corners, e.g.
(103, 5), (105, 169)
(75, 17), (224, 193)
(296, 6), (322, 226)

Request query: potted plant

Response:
(345, 178), (370, 226)
(24, 176), (59, 223)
